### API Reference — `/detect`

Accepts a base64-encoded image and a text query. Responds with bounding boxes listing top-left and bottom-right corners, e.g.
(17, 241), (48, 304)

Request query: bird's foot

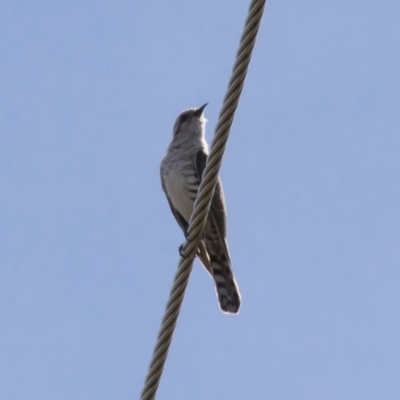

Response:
(178, 243), (186, 258)
(178, 238), (200, 258)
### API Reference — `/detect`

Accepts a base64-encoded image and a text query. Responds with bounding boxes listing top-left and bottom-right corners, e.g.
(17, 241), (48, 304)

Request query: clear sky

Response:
(1, 1), (400, 399)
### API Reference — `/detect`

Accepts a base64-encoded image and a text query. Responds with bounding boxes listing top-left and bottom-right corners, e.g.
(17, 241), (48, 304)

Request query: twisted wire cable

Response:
(141, 1), (266, 398)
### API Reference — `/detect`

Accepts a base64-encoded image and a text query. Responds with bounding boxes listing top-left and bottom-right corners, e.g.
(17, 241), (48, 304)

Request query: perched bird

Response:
(160, 104), (241, 314)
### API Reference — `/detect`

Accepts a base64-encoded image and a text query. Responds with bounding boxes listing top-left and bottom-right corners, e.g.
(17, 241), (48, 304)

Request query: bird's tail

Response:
(209, 254), (241, 314)
(197, 240), (241, 314)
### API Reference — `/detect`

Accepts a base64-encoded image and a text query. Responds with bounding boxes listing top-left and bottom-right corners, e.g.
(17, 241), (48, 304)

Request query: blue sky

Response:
(1, 1), (400, 399)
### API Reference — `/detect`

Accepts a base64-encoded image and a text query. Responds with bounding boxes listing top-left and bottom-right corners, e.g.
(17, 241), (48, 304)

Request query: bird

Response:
(160, 103), (241, 314)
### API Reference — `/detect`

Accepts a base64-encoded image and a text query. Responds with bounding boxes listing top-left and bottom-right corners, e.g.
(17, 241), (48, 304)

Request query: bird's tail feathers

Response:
(210, 255), (241, 314)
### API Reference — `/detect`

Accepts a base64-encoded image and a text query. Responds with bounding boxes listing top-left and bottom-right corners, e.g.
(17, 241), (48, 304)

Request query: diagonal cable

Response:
(141, 1), (267, 399)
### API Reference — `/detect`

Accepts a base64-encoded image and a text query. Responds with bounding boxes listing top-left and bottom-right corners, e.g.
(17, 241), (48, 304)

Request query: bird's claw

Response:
(178, 240), (200, 258)
(178, 244), (185, 257)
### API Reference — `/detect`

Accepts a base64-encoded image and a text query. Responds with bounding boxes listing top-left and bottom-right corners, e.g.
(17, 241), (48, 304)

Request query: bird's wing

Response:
(195, 149), (229, 246)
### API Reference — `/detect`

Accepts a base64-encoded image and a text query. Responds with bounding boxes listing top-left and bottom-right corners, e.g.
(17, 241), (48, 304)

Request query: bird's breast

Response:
(164, 165), (199, 222)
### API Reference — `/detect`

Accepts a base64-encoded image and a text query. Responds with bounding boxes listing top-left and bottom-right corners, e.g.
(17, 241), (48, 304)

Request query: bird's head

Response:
(172, 103), (208, 140)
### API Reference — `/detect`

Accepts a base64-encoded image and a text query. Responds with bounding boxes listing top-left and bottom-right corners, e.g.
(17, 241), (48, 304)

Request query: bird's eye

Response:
(180, 114), (189, 123)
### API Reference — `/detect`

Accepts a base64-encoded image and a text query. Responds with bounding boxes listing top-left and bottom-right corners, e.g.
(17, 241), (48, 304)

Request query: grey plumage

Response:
(160, 104), (241, 314)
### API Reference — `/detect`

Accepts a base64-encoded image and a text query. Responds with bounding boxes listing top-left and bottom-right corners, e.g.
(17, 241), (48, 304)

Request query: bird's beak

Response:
(194, 103), (208, 117)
